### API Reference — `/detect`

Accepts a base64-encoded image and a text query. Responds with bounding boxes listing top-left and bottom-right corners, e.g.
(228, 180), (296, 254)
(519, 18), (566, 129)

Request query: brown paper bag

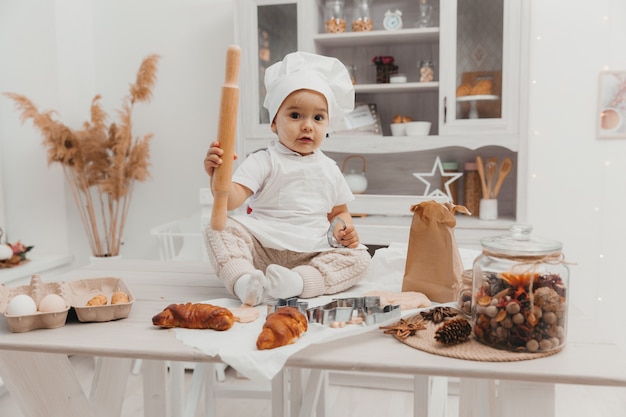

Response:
(402, 200), (470, 303)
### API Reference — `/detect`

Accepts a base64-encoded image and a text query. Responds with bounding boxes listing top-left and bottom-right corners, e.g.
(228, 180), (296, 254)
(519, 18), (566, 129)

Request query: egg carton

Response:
(0, 274), (135, 333)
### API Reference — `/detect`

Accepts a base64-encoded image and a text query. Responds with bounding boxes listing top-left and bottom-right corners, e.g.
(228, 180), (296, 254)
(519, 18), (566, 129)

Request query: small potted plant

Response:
(0, 228), (34, 268)
(372, 55), (398, 83)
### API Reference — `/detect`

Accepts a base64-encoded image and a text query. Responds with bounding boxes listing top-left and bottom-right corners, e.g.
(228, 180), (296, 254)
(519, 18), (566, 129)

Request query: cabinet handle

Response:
(443, 96), (447, 123)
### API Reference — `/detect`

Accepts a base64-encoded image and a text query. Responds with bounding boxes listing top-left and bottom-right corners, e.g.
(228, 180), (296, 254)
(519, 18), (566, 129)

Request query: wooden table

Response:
(0, 260), (625, 417)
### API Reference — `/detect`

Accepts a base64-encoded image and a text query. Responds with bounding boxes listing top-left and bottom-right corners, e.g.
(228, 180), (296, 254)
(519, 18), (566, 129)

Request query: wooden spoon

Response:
(485, 160), (497, 198)
(475, 156), (489, 199)
(493, 158), (513, 198)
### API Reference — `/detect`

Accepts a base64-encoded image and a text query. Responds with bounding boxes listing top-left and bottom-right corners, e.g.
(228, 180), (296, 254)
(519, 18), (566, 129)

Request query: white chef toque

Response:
(263, 51), (355, 131)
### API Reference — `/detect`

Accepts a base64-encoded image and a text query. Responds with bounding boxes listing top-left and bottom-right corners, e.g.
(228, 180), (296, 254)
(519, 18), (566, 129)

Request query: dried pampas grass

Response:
(4, 54), (160, 257)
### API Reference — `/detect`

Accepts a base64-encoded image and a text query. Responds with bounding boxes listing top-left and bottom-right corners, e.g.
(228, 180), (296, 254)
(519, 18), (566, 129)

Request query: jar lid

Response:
(442, 161), (458, 171)
(464, 162), (477, 170)
(480, 224), (562, 256)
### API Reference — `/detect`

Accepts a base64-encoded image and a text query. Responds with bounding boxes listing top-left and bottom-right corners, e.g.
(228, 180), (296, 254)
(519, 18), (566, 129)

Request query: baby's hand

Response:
(337, 223), (360, 249)
(204, 141), (237, 177)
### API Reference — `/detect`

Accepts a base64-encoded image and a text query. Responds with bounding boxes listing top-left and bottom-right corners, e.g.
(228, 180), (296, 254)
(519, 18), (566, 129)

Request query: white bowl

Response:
(405, 121), (431, 136)
(390, 123), (406, 136)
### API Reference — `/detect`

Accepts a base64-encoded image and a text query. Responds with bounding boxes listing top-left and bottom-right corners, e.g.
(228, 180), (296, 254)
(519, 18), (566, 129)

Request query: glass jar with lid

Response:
(352, 0), (373, 32)
(472, 224), (570, 353)
(418, 60), (435, 82)
(324, 0), (346, 33)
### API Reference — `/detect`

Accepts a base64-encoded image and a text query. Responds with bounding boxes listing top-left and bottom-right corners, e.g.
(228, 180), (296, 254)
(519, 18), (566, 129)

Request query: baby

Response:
(204, 51), (371, 306)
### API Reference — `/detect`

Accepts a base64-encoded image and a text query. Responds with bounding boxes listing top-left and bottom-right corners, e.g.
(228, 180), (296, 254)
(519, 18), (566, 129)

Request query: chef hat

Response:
(263, 51), (355, 130)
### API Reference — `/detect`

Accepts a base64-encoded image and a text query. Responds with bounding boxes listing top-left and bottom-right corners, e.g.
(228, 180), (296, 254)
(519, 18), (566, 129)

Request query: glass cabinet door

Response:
(439, 0), (522, 137)
(235, 0), (318, 146)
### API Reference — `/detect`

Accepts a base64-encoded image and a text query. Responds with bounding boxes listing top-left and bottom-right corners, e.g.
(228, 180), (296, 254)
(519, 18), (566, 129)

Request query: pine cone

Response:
(434, 318), (472, 345)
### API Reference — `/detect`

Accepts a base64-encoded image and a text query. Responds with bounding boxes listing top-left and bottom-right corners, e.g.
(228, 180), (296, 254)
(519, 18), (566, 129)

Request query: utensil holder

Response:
(479, 199), (497, 220)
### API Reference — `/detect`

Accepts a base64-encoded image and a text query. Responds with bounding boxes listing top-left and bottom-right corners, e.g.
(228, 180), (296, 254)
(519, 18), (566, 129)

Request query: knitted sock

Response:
(265, 264), (304, 299)
(233, 270), (266, 306)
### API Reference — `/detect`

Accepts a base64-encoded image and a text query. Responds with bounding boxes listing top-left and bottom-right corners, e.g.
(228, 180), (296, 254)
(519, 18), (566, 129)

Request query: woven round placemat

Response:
(395, 314), (562, 362)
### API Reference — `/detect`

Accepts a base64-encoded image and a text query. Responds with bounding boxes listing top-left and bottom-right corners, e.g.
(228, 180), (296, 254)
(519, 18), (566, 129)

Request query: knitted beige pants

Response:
(204, 218), (371, 299)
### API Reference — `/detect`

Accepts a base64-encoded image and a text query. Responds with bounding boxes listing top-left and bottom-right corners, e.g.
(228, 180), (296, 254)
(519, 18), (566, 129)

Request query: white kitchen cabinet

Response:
(234, 0), (529, 246)
(439, 0), (524, 138)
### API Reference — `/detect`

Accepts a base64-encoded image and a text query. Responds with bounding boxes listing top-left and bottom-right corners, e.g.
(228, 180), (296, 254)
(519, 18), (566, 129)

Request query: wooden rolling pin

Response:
(210, 45), (241, 231)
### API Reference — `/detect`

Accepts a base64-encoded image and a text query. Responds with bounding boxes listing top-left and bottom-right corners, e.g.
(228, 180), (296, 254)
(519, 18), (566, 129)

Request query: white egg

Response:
(6, 294), (38, 316)
(38, 293), (67, 313)
(0, 244), (13, 261)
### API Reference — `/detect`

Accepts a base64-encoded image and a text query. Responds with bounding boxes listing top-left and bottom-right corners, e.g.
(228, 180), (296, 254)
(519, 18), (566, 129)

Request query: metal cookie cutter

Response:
(306, 299), (355, 325)
(266, 297), (309, 316)
(306, 296), (401, 326)
(327, 217), (346, 248)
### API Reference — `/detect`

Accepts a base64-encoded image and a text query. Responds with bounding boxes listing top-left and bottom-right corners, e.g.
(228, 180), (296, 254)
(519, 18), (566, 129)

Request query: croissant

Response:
(152, 302), (234, 330)
(256, 306), (308, 350)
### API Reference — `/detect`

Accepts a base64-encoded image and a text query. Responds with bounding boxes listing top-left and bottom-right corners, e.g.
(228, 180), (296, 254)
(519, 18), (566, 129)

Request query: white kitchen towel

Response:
(173, 245), (480, 382)
(173, 295), (386, 382)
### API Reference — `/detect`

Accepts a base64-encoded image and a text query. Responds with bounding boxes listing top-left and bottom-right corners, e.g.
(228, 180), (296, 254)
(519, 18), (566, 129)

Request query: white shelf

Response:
(244, 135), (518, 154)
(314, 27), (440, 47)
(322, 135), (518, 153)
(0, 253), (74, 285)
(355, 82), (438, 94)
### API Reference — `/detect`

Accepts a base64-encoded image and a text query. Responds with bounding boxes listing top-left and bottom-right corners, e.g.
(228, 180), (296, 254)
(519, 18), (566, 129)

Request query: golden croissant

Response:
(152, 302), (234, 330)
(256, 306), (308, 350)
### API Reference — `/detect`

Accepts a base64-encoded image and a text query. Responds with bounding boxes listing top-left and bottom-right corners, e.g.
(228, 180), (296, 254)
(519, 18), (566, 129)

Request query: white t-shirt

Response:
(231, 140), (354, 252)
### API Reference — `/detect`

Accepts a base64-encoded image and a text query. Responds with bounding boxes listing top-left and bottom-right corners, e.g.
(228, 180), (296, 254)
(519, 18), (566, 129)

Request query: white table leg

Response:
(414, 375), (429, 417)
(142, 359), (168, 417)
(272, 369), (287, 417)
(90, 357), (133, 417)
(297, 369), (325, 417)
(184, 363), (210, 417)
(168, 361), (185, 417)
(0, 351), (97, 417)
(495, 381), (555, 417)
(315, 370), (328, 417)
(203, 363), (217, 417)
(429, 377), (448, 417)
(289, 368), (303, 417)
(458, 378), (496, 417)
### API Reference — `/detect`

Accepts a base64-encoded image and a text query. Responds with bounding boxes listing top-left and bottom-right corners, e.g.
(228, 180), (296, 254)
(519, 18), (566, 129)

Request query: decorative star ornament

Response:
(412, 156), (463, 201)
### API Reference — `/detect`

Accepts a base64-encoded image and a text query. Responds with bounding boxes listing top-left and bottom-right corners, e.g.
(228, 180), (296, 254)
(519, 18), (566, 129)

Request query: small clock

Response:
(383, 9), (403, 31)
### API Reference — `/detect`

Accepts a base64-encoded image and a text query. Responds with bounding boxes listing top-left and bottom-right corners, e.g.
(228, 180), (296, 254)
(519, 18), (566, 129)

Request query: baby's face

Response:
(271, 89), (329, 156)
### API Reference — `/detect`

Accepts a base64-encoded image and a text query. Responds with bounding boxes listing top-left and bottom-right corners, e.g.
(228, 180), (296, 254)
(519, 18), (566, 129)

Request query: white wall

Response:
(0, 0), (69, 253)
(1, 0), (625, 349)
(0, 0), (234, 265)
(525, 1), (626, 349)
